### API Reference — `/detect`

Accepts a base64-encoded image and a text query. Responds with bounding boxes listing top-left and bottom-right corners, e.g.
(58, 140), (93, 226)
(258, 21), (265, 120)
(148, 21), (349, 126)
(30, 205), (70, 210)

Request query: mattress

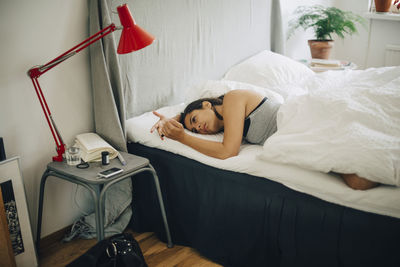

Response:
(126, 102), (400, 219)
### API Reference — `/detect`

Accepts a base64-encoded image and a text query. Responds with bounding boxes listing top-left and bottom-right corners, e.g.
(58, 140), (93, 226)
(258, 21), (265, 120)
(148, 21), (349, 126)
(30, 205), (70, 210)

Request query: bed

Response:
(127, 144), (400, 267)
(125, 58), (400, 266)
(91, 0), (400, 266)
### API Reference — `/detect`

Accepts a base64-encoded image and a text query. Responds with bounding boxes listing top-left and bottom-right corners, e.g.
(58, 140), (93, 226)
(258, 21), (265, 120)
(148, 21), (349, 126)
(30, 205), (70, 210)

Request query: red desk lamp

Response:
(28, 4), (154, 162)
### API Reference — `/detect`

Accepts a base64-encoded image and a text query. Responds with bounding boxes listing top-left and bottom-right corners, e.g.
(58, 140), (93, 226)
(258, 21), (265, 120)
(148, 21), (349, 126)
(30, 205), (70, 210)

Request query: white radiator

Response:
(385, 44), (400, 66)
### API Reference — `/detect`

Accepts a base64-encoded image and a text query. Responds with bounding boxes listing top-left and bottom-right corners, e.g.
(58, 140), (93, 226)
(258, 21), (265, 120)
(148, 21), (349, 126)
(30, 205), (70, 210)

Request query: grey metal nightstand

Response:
(36, 151), (172, 248)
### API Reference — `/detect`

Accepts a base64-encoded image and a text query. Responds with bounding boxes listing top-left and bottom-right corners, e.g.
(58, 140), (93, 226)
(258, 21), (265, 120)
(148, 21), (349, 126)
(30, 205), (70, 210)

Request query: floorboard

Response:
(39, 229), (222, 267)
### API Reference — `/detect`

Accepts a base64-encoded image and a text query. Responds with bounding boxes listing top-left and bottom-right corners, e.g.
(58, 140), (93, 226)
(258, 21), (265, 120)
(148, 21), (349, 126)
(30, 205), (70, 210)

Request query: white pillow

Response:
(185, 79), (284, 105)
(223, 50), (315, 99)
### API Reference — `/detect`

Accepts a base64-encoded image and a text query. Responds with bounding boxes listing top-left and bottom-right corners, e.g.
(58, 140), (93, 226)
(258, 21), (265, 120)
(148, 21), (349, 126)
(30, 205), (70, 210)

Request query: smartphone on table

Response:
(97, 167), (123, 178)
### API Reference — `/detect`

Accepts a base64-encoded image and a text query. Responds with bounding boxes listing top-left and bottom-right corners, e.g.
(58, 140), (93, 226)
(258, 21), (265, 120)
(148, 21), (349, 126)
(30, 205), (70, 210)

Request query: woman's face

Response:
(183, 101), (222, 134)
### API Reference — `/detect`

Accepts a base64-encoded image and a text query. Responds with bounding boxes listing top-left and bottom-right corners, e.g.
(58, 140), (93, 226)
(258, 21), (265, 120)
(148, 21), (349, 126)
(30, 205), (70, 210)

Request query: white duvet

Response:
(261, 67), (400, 186)
(126, 67), (400, 219)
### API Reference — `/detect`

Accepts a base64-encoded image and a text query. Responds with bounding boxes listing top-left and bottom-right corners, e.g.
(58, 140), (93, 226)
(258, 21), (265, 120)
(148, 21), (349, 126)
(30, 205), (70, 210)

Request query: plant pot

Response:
(308, 40), (334, 59)
(374, 0), (392, 12)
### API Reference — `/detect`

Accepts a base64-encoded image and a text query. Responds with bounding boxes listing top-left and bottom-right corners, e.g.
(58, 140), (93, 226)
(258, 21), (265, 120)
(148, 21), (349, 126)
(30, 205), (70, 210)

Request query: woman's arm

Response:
(162, 119), (239, 159)
(162, 92), (247, 159)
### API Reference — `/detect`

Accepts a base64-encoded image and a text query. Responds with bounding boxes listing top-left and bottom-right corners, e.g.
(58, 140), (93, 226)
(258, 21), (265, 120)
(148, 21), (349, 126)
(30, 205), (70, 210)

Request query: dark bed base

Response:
(128, 142), (400, 267)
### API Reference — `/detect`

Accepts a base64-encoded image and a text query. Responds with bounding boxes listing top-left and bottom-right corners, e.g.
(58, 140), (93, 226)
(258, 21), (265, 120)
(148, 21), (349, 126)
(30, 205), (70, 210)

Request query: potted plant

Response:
(374, 0), (394, 13)
(287, 5), (366, 59)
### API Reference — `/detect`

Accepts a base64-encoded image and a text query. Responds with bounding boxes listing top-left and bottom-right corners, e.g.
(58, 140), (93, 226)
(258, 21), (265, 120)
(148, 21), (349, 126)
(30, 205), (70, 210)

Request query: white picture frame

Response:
(0, 157), (38, 267)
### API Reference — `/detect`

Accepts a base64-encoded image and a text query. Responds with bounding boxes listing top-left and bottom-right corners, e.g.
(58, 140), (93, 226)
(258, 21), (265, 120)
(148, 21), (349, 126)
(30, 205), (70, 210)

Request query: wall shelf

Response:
(364, 12), (400, 21)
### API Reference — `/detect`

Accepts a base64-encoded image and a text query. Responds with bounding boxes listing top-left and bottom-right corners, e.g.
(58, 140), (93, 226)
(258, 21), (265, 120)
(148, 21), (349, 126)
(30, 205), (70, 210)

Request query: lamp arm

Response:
(28, 23), (118, 161)
(30, 76), (65, 161)
(39, 52), (77, 73)
(29, 23), (117, 78)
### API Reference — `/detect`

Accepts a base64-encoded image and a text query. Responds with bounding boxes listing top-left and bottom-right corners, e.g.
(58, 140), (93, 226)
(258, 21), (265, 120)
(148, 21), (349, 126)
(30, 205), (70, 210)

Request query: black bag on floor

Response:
(66, 233), (148, 267)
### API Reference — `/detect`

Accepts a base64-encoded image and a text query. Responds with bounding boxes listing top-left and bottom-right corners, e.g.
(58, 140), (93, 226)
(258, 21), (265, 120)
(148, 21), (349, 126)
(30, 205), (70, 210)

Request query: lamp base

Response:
(52, 145), (65, 162)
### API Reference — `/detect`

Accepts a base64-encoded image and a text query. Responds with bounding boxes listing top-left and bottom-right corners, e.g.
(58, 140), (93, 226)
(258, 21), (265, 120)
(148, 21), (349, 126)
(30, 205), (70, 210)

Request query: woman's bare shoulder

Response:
(223, 90), (247, 106)
(224, 89), (264, 116)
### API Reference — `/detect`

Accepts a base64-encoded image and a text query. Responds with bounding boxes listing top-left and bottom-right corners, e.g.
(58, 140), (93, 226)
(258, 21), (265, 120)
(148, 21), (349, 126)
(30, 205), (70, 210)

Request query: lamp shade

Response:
(117, 4), (155, 54)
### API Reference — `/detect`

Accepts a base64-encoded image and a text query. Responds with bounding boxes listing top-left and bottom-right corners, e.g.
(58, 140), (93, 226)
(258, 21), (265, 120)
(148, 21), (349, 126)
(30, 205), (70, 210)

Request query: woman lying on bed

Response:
(150, 89), (378, 190)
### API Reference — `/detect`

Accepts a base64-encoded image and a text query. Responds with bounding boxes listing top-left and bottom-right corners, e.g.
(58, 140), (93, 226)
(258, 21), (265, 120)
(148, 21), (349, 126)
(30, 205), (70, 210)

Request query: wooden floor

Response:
(39, 229), (222, 267)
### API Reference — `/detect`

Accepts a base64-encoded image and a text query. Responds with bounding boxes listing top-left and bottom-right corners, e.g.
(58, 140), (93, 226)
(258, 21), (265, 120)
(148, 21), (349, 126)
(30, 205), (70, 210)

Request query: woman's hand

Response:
(151, 111), (185, 141)
(162, 119), (185, 142)
(150, 111), (169, 140)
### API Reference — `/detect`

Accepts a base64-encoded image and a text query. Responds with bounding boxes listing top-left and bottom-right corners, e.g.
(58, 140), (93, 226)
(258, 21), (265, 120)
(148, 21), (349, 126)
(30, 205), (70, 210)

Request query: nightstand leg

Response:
(92, 185), (103, 241)
(148, 164), (173, 248)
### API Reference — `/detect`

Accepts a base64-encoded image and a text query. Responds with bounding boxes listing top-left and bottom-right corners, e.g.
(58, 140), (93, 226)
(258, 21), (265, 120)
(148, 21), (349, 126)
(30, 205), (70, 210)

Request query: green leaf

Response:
(287, 5), (366, 41)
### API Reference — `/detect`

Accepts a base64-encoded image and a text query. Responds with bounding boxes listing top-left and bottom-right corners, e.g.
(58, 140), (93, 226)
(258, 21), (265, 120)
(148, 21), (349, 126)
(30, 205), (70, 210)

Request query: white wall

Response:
(332, 0), (371, 68)
(0, 0), (93, 239)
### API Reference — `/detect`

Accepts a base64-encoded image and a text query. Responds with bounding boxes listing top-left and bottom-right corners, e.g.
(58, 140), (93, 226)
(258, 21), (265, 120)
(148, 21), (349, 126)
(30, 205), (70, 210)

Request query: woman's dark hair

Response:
(179, 95), (224, 128)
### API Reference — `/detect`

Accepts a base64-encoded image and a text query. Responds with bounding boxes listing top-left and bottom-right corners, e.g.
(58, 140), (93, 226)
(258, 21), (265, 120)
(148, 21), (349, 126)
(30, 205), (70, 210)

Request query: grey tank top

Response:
(243, 97), (281, 145)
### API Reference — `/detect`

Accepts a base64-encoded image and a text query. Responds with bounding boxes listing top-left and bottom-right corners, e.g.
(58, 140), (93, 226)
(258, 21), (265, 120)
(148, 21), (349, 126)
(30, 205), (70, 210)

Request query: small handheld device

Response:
(98, 167), (123, 179)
